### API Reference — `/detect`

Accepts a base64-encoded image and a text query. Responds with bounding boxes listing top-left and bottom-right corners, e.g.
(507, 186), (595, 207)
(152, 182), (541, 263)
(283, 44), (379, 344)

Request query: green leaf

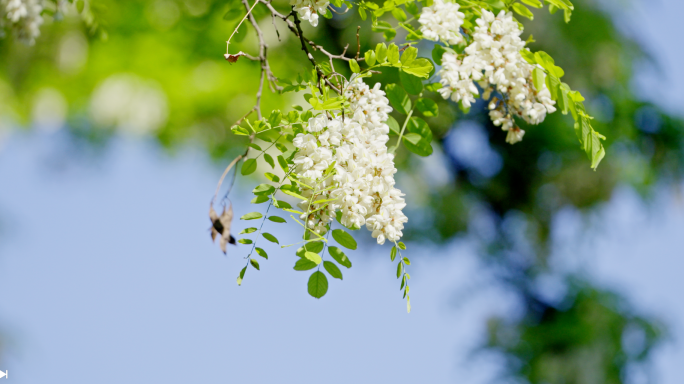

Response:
(364, 50), (377, 66)
(294, 258), (317, 271)
(405, 1), (419, 15)
(432, 44), (446, 66)
(332, 229), (357, 250)
(400, 71), (423, 95)
(385, 83), (412, 115)
(558, 83), (570, 114)
(415, 98), (439, 117)
(241, 159), (257, 175)
(534, 51), (564, 78)
(512, 3), (534, 20)
(425, 82), (442, 92)
(402, 58), (433, 79)
(287, 110), (299, 123)
(521, 0), (542, 8)
(390, 246), (397, 261)
(323, 261), (343, 280)
(403, 133), (422, 145)
(400, 46), (418, 66)
(545, 74), (561, 101)
(238, 238), (252, 244)
(545, 0), (573, 10)
(520, 49), (535, 64)
(273, 198), (292, 209)
(396, 260), (403, 278)
(264, 172), (280, 182)
(398, 241), (406, 250)
(391, 7), (407, 21)
(403, 257), (411, 265)
(532, 67), (546, 93)
(268, 110), (282, 127)
(387, 44), (400, 65)
(402, 117), (433, 156)
(275, 143), (288, 153)
(232, 125), (250, 136)
(380, 24), (397, 41)
(223, 1), (243, 20)
(240, 227), (257, 234)
(253, 183), (275, 195)
(255, 247), (268, 259)
(277, 155), (289, 172)
(251, 195), (269, 204)
(263, 153), (275, 168)
(250, 258), (260, 270)
(304, 241), (325, 253)
(376, 43), (388, 62)
(281, 189), (307, 200)
(387, 115), (401, 135)
(237, 266), (247, 285)
(248, 143), (262, 151)
(303, 251), (322, 265)
(262, 232), (279, 244)
(241, 212), (263, 220)
(349, 59), (360, 73)
(328, 246), (352, 268)
(267, 216), (287, 223)
(308, 271), (328, 299)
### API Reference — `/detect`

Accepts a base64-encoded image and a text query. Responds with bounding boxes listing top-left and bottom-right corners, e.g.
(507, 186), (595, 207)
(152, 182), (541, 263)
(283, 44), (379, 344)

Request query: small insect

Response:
(209, 204), (236, 254)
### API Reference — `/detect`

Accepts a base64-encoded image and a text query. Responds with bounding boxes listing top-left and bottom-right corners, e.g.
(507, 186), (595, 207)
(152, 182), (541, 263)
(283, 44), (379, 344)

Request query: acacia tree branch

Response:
(259, 0), (359, 93)
(217, 1), (364, 202)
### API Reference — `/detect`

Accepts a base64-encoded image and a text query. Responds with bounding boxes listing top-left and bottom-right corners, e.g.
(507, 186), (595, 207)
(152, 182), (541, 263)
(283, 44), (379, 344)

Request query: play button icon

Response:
(0, 370), (7, 379)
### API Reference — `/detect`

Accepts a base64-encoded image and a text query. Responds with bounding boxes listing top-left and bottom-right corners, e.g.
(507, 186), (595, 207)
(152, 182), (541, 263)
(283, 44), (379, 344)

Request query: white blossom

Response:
(1, 0), (43, 45)
(422, 8), (557, 143)
(418, 0), (465, 45)
(291, 78), (408, 245)
(290, 0), (329, 27)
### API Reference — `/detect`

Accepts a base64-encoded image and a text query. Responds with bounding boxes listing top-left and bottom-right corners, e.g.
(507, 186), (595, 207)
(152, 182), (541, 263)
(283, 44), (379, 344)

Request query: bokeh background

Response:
(1, 0), (683, 382)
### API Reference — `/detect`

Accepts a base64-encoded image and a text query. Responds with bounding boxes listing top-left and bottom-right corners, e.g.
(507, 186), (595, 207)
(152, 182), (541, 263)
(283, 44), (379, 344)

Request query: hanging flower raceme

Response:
(291, 78), (408, 245)
(421, 8), (557, 143)
(214, 0), (604, 305)
(1, 0), (43, 45)
(418, 0), (465, 45)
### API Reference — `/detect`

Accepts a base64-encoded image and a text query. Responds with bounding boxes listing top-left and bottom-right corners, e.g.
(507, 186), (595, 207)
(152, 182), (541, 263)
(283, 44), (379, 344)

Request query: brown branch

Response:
(260, 1), (357, 93)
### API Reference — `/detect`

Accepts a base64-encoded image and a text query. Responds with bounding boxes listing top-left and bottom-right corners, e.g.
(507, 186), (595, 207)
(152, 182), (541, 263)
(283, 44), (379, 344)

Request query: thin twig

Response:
(226, 0), (260, 51)
(355, 26), (361, 60)
(211, 155), (244, 205)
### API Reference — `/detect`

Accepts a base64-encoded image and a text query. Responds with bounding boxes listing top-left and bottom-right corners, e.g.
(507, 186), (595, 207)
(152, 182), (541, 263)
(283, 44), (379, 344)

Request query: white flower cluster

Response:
(418, 0), (465, 45)
(420, 8), (557, 144)
(1, 0), (43, 45)
(290, 0), (329, 27)
(291, 78), (408, 245)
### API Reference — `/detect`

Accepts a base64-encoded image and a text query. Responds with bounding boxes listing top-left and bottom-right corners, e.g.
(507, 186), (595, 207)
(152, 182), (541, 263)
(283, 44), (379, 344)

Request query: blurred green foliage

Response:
(1, 0), (680, 382)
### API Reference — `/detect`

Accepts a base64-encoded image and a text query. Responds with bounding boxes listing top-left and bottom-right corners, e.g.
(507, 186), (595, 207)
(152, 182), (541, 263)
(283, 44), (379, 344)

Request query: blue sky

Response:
(1, 1), (684, 383)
